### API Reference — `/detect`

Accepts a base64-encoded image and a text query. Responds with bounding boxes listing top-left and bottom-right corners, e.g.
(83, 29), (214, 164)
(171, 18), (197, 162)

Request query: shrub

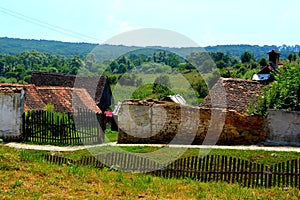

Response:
(247, 65), (300, 115)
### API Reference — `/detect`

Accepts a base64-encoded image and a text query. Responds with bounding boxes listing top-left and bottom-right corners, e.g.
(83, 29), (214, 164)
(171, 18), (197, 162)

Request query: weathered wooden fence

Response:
(22, 109), (103, 145)
(44, 152), (300, 188)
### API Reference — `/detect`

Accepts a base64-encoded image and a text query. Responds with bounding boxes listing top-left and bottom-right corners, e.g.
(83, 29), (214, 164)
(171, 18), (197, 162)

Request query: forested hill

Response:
(0, 37), (97, 58)
(1, 37), (299, 59)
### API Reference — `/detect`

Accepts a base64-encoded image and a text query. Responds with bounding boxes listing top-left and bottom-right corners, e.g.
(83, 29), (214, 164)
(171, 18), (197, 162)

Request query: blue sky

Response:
(0, 0), (300, 46)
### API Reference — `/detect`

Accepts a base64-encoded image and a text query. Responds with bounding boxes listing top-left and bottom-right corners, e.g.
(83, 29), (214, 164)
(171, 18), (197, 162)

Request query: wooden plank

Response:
(215, 155), (220, 182)
(278, 163), (282, 187)
(201, 156), (206, 182)
(224, 155), (228, 182)
(268, 165), (273, 188)
(183, 157), (187, 179)
(219, 155), (224, 182)
(208, 155), (213, 181)
(291, 160), (295, 188)
(295, 159), (299, 188)
(232, 157), (236, 184)
(251, 163), (256, 188)
(258, 164), (262, 187)
(204, 155), (209, 182)
(195, 156), (201, 180)
(228, 156), (232, 183)
(242, 160), (247, 187)
(248, 162), (252, 188)
(187, 157), (191, 179)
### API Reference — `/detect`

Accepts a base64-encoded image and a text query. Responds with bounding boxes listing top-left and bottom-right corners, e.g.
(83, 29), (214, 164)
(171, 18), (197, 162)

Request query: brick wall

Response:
(117, 101), (267, 145)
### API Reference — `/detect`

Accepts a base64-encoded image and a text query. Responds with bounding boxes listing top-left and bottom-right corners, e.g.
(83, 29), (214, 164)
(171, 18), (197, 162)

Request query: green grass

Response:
(104, 130), (118, 143)
(0, 145), (299, 199)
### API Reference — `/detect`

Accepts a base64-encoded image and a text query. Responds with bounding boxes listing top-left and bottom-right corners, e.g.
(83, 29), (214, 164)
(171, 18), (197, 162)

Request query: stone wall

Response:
(267, 109), (300, 145)
(117, 101), (267, 145)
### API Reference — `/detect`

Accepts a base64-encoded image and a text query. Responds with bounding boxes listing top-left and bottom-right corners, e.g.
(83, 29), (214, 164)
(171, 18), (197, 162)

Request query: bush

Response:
(247, 65), (300, 115)
(152, 75), (174, 99)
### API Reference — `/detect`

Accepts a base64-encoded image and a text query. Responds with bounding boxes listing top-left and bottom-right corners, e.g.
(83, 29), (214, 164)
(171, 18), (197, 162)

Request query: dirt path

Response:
(3, 142), (300, 152)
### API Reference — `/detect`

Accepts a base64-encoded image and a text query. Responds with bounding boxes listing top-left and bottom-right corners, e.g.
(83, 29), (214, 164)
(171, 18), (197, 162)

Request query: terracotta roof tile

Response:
(23, 84), (45, 111)
(0, 83), (24, 93)
(200, 78), (265, 113)
(30, 86), (101, 113)
(30, 72), (110, 104)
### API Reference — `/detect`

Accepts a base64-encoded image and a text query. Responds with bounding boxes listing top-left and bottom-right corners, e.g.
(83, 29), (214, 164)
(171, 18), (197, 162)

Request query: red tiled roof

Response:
(200, 78), (265, 113)
(23, 84), (46, 111)
(0, 83), (24, 93)
(257, 64), (277, 74)
(30, 72), (109, 104)
(1, 84), (101, 113)
(25, 85), (101, 113)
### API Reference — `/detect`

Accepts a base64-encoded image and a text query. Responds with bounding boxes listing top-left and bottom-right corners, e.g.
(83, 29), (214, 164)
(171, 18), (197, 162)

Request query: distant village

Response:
(0, 49), (299, 146)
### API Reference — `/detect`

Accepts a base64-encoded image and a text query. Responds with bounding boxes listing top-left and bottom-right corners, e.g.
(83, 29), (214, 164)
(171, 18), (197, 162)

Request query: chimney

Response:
(267, 50), (280, 70)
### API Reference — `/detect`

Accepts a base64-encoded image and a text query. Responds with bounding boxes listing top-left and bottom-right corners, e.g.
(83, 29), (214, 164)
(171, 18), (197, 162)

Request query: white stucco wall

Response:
(0, 91), (24, 138)
(267, 109), (300, 144)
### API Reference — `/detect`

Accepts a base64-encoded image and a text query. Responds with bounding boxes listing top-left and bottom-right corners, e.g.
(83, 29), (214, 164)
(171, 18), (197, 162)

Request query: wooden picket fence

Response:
(44, 152), (300, 188)
(22, 109), (103, 145)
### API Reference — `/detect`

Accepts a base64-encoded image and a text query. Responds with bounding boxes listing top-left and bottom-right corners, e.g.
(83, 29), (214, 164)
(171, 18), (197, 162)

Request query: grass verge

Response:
(0, 145), (299, 199)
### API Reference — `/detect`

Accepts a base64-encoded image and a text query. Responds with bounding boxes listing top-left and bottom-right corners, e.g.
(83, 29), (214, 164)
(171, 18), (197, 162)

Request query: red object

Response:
(105, 111), (113, 117)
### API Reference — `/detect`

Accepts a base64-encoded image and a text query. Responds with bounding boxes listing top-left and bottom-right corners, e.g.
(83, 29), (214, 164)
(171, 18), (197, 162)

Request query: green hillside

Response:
(1, 37), (299, 59)
(0, 37), (97, 58)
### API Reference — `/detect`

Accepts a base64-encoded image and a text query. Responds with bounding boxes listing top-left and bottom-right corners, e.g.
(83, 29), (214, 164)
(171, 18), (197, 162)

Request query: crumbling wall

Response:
(117, 101), (267, 145)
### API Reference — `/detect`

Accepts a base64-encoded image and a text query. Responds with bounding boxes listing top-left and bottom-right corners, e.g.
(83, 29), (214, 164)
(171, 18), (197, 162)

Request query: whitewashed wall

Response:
(267, 109), (300, 145)
(0, 90), (24, 138)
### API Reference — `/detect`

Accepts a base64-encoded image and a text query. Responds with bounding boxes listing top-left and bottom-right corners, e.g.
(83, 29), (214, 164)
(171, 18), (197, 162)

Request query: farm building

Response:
(0, 83), (102, 140)
(23, 84), (101, 113)
(30, 72), (113, 111)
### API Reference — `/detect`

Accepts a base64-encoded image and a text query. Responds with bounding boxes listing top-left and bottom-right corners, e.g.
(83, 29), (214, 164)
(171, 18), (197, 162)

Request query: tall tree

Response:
(240, 51), (254, 63)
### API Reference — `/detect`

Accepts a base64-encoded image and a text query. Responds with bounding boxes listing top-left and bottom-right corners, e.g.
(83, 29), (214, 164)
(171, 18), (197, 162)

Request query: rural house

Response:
(252, 49), (280, 81)
(0, 83), (102, 140)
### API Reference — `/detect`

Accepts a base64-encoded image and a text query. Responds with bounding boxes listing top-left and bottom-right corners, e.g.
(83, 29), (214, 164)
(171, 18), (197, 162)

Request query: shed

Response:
(23, 85), (101, 113)
(30, 72), (113, 111)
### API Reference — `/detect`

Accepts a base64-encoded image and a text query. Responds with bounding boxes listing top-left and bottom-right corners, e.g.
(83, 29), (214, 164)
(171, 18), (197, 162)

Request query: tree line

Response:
(0, 49), (273, 83)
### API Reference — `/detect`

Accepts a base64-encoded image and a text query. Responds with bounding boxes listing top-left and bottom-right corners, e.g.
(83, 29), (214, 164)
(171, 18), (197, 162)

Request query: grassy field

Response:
(1, 145), (300, 199)
(111, 72), (204, 105)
